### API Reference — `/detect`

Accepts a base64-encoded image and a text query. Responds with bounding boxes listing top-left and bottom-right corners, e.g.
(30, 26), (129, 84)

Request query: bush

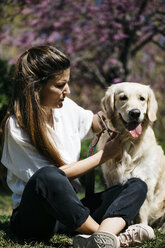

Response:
(0, 60), (15, 183)
(0, 59), (15, 117)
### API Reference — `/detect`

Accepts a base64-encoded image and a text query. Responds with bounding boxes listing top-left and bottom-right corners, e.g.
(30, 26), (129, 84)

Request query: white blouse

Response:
(1, 97), (93, 209)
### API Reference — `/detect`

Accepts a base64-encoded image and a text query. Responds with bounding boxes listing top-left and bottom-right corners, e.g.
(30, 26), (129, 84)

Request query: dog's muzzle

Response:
(128, 109), (141, 121)
(119, 110), (142, 138)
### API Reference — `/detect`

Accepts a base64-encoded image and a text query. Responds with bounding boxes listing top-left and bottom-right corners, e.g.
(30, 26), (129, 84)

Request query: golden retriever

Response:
(98, 82), (165, 232)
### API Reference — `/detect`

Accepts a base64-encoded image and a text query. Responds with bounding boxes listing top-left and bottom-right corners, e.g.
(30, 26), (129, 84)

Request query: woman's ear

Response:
(101, 86), (115, 118)
(147, 86), (158, 122)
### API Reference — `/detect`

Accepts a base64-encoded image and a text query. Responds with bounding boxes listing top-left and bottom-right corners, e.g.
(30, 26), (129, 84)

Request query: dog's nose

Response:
(129, 109), (140, 120)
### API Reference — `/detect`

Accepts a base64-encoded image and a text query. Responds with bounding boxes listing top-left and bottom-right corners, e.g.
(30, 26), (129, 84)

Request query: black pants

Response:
(10, 166), (147, 240)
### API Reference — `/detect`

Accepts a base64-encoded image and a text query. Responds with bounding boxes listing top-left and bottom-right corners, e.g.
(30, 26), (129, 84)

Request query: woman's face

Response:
(40, 68), (70, 109)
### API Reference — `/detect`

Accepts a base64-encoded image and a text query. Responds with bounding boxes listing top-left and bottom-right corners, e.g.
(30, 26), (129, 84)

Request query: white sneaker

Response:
(73, 231), (120, 248)
(118, 224), (155, 247)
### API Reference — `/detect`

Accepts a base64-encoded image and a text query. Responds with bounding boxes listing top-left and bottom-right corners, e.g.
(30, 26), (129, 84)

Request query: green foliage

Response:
(158, 141), (165, 152)
(80, 139), (91, 160)
(0, 60), (15, 180)
(0, 59), (15, 119)
(79, 139), (106, 196)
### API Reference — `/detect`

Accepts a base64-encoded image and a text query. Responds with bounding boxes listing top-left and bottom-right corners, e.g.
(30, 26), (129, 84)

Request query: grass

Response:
(1, 136), (165, 248)
(0, 186), (73, 248)
(0, 186), (165, 247)
(0, 214), (73, 248)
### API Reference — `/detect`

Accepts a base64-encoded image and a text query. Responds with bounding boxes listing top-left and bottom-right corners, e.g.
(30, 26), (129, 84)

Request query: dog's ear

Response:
(147, 86), (158, 122)
(101, 86), (115, 117)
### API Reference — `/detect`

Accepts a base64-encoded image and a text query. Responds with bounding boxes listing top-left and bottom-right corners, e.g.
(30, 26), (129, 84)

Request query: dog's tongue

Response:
(127, 122), (142, 138)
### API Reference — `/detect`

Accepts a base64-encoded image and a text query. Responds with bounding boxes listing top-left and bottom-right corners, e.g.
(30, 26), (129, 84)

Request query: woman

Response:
(1, 45), (154, 248)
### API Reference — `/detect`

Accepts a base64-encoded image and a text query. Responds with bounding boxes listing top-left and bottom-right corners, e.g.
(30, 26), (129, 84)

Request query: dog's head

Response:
(102, 82), (158, 139)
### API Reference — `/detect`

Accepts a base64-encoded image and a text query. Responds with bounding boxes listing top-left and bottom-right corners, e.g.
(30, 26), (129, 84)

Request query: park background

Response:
(0, 0), (165, 247)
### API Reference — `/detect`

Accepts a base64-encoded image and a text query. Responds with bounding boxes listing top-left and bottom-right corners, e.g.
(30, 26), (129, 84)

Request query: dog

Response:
(98, 82), (165, 233)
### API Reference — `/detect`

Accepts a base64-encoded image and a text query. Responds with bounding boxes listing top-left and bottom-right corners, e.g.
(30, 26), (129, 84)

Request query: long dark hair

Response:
(1, 45), (70, 167)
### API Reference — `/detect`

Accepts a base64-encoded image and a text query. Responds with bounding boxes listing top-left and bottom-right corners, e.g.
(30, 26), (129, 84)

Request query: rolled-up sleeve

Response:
(77, 105), (93, 141)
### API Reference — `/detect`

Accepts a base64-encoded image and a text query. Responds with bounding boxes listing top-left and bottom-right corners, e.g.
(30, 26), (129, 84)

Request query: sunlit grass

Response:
(0, 186), (165, 247)
(1, 137), (165, 248)
(0, 187), (12, 215)
(0, 187), (73, 247)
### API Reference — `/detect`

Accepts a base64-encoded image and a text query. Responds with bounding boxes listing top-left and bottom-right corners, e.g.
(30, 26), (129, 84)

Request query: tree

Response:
(1, 0), (165, 88)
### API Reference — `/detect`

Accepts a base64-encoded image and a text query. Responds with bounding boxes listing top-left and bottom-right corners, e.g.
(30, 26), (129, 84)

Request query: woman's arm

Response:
(60, 134), (122, 179)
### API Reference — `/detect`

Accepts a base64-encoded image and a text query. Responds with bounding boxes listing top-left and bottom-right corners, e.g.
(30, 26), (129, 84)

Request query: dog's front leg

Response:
(137, 199), (150, 225)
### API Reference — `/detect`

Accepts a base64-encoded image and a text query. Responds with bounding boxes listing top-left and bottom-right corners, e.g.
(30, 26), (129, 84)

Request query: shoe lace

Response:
(119, 227), (140, 247)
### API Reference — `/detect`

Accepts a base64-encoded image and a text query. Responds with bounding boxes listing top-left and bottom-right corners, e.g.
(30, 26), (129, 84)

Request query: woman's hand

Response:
(60, 133), (122, 179)
(101, 133), (122, 163)
(92, 111), (106, 133)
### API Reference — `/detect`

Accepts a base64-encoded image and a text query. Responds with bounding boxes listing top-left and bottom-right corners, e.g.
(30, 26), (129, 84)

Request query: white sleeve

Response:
(1, 117), (51, 183)
(63, 97), (94, 141)
(77, 105), (94, 140)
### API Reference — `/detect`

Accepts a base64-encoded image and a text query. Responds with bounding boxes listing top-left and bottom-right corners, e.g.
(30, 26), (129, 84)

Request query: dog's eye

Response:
(140, 96), (145, 101)
(120, 95), (128, 101)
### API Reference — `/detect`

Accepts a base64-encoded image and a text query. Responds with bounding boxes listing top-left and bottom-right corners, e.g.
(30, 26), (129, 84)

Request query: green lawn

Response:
(0, 182), (165, 247)
(0, 186), (72, 248)
(0, 214), (73, 248)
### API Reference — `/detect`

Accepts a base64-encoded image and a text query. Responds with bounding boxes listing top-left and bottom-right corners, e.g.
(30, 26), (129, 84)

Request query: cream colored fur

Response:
(98, 82), (165, 232)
